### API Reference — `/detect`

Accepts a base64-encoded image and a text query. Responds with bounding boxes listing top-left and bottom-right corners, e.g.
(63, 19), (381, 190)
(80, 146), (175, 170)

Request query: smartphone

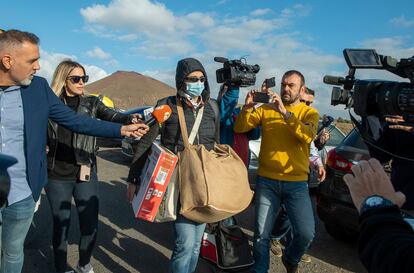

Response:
(253, 92), (270, 103)
(265, 77), (276, 88)
(79, 165), (91, 182)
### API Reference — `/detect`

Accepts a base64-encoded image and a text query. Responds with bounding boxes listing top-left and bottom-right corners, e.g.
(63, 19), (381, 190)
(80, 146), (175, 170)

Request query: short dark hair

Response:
(305, 87), (315, 96)
(0, 29), (39, 50)
(282, 70), (305, 86)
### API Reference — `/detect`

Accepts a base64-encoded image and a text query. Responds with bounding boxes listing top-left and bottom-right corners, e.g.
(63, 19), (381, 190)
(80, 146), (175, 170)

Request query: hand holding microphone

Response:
(122, 104), (173, 139)
(145, 105), (172, 127)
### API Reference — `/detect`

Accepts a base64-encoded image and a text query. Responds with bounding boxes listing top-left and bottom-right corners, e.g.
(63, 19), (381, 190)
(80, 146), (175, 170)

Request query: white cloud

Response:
(281, 4), (311, 18)
(250, 8), (272, 17)
(83, 65), (108, 83)
(104, 59), (120, 67)
(36, 49), (108, 84)
(77, 1), (350, 118)
(80, 0), (176, 35)
(86, 46), (111, 59)
(136, 38), (195, 58)
(37, 50), (76, 83)
(142, 69), (176, 88)
(80, 0), (216, 57)
(360, 36), (414, 59)
(117, 33), (138, 42)
(390, 15), (414, 28)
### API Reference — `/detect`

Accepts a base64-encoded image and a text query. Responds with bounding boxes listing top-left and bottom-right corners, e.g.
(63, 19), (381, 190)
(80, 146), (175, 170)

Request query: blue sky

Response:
(3, 0), (414, 118)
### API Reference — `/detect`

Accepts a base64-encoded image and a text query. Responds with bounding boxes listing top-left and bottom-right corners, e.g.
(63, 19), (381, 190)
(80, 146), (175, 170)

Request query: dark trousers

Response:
(271, 206), (292, 243)
(45, 170), (98, 273)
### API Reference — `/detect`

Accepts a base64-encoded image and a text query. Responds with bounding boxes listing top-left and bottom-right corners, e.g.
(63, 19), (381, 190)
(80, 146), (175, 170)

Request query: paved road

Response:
(23, 148), (366, 273)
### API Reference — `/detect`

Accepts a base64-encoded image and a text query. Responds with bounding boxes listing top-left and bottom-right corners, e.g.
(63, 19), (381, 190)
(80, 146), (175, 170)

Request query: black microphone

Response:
(214, 57), (228, 63)
(318, 115), (335, 134)
(323, 75), (346, 85)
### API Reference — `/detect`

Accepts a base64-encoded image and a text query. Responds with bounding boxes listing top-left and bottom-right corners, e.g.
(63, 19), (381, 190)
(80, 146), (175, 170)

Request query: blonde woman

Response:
(45, 60), (137, 273)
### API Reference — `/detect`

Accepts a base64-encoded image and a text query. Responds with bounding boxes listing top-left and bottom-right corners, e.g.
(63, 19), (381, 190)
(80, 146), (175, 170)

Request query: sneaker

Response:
(300, 254), (311, 263)
(282, 256), (299, 273)
(76, 263), (94, 273)
(270, 240), (283, 257)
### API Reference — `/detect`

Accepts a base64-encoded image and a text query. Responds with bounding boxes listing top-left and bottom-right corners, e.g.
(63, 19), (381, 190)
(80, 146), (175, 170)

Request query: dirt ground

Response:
(334, 122), (354, 135)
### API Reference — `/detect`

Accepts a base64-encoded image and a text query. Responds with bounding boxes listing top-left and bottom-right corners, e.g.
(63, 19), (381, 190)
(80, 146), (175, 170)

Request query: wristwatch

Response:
(283, 111), (293, 120)
(360, 195), (395, 214)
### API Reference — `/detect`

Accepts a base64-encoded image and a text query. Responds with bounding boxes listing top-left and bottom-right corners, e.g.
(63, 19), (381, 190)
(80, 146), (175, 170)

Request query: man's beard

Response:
(281, 92), (301, 105)
(18, 78), (32, 86)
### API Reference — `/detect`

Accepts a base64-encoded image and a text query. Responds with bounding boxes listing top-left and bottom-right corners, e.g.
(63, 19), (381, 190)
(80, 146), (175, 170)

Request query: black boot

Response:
(282, 256), (299, 273)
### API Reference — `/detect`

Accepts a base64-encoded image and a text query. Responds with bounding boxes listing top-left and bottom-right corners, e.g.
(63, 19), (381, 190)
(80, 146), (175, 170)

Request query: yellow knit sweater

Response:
(234, 103), (319, 181)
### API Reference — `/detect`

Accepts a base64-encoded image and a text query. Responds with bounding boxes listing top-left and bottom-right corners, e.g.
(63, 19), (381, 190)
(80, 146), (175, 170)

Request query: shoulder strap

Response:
(188, 107), (204, 145)
(208, 99), (220, 144)
(176, 98), (190, 147)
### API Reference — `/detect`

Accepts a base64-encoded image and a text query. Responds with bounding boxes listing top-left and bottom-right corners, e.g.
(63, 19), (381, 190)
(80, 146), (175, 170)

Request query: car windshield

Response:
(325, 125), (346, 147)
(342, 128), (369, 149)
(318, 121), (346, 147)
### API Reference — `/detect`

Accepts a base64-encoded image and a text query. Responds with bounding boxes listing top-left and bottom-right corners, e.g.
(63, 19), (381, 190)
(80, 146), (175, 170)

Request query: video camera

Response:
(324, 49), (414, 121)
(214, 57), (260, 87)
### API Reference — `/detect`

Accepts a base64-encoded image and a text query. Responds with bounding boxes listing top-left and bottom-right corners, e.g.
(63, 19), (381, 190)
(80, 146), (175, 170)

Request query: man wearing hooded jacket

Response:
(126, 58), (219, 273)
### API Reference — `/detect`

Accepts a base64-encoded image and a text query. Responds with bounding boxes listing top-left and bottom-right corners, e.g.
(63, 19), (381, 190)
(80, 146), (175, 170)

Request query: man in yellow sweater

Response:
(234, 70), (319, 273)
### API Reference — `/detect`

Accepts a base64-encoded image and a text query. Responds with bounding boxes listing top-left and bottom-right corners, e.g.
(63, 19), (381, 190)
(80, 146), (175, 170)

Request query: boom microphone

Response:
(146, 105), (172, 127)
(214, 57), (228, 63)
(323, 75), (346, 85)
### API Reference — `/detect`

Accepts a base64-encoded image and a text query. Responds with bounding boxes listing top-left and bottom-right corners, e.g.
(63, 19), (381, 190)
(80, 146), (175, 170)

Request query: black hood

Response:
(175, 57), (210, 102)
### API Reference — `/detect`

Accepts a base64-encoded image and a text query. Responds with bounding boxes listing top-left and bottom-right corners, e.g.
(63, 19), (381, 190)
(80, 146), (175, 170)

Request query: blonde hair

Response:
(51, 59), (86, 97)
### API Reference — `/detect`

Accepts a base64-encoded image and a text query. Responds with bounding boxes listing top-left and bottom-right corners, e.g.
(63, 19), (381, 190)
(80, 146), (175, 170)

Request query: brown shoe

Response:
(282, 256), (299, 273)
(270, 240), (283, 257)
(300, 254), (311, 263)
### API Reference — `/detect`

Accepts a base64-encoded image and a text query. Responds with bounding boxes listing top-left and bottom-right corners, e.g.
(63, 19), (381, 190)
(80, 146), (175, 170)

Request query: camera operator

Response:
(366, 115), (414, 211)
(234, 70), (319, 273)
(217, 83), (260, 167)
(343, 158), (414, 273)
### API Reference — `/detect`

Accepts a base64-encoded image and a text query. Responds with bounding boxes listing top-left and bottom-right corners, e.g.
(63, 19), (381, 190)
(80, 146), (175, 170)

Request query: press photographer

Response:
(324, 49), (414, 210)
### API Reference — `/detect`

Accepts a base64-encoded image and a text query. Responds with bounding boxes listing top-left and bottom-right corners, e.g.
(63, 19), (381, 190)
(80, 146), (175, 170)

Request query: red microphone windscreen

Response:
(152, 105), (172, 124)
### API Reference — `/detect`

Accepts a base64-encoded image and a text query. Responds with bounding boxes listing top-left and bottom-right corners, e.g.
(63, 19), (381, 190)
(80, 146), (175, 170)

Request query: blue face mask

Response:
(185, 82), (205, 97)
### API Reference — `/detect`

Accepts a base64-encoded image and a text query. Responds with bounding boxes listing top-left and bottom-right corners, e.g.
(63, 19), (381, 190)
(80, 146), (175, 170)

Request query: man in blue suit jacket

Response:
(0, 29), (148, 273)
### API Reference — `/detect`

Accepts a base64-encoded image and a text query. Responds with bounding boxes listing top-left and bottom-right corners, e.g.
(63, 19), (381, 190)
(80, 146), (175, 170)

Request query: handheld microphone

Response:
(317, 115), (335, 134)
(146, 105), (172, 127)
(323, 75), (346, 85)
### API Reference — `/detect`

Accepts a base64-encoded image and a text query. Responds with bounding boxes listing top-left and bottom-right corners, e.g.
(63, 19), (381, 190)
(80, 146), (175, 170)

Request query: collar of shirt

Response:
(183, 93), (204, 109)
(0, 86), (20, 92)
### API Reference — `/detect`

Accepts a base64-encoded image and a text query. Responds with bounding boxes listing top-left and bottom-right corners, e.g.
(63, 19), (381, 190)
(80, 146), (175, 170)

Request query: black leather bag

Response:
(215, 219), (254, 271)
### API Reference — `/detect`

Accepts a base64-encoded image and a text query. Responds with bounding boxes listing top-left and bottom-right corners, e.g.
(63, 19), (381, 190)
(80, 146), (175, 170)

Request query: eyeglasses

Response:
(300, 99), (313, 106)
(67, 75), (89, 84)
(185, 76), (206, 83)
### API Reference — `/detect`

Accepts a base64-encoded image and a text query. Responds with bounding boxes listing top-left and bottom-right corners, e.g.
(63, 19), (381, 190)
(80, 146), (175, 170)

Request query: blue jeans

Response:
(169, 214), (206, 273)
(253, 176), (315, 273)
(270, 206), (292, 244)
(45, 168), (98, 273)
(0, 195), (35, 273)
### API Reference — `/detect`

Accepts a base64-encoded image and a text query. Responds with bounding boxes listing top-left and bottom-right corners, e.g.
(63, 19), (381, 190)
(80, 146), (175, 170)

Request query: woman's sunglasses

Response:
(67, 75), (89, 84)
(185, 76), (206, 83)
